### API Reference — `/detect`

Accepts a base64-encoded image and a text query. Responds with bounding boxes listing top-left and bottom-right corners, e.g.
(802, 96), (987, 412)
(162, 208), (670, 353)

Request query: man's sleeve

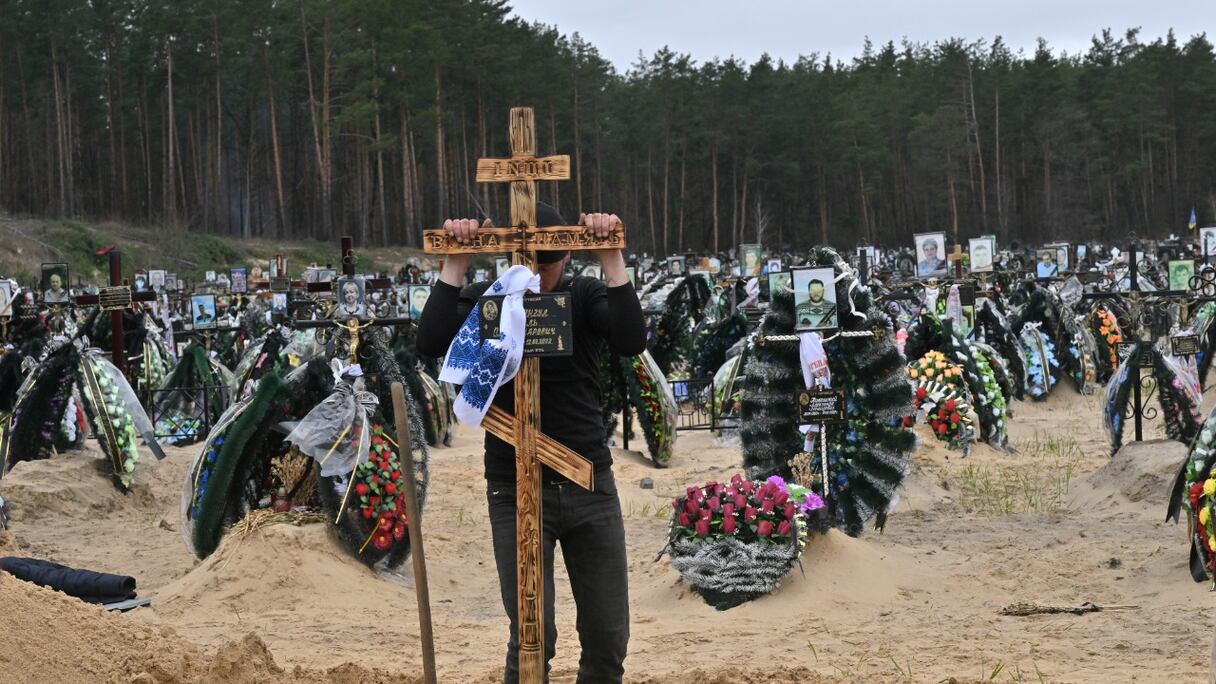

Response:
(416, 281), (482, 359)
(586, 279), (646, 356)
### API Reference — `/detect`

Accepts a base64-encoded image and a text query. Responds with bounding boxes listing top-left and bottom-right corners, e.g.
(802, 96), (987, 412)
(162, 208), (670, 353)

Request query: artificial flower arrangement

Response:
(1092, 307), (1123, 381)
(908, 350), (967, 395)
(1020, 325), (1059, 400)
(623, 351), (678, 467)
(348, 423), (410, 552)
(1170, 415), (1216, 585)
(665, 473), (823, 609)
(79, 351), (153, 491)
(905, 380), (975, 450)
(942, 331), (1010, 449)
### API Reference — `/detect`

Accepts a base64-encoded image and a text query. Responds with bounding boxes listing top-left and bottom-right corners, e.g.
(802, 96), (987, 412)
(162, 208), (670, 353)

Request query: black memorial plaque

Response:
(1172, 334), (1201, 357)
(796, 388), (846, 425)
(479, 292), (573, 357)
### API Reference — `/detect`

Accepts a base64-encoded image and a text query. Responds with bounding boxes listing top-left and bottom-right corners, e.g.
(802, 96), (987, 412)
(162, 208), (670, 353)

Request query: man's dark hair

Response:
(809, 279), (824, 288)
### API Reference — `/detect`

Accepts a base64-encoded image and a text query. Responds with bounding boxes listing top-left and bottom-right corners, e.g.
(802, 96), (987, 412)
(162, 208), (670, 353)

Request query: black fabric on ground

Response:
(0, 557), (136, 604)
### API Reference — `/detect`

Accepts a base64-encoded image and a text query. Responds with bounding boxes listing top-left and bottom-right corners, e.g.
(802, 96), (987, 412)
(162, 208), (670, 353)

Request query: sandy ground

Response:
(0, 386), (1212, 683)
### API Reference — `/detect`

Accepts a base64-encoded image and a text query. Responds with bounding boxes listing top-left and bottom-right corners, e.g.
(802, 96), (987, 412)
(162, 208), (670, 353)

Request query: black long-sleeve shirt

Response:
(416, 274), (646, 483)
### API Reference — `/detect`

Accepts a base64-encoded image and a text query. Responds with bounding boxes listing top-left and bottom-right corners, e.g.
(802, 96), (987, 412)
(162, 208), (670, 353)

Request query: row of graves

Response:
(0, 240), (454, 574)
(607, 221), (1216, 610)
(2, 106), (1215, 680)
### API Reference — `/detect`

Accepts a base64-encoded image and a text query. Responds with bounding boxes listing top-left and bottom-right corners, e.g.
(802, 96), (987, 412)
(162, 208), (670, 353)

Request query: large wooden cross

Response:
(422, 107), (623, 683)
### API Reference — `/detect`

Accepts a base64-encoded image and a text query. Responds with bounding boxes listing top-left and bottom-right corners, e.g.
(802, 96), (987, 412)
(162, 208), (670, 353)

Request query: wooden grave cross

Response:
(948, 244), (966, 279)
(71, 250), (158, 373)
(421, 107), (624, 683)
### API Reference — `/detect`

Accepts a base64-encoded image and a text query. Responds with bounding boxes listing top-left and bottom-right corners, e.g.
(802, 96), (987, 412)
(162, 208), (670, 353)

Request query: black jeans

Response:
(487, 471), (629, 684)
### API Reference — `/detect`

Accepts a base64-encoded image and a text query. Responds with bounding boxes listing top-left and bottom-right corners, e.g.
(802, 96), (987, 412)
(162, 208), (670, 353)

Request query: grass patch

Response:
(948, 432), (1083, 516)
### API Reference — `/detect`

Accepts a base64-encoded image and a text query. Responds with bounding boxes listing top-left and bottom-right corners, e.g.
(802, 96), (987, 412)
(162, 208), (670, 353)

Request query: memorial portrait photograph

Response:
(40, 263), (70, 303)
(913, 233), (947, 278)
(408, 284), (432, 320)
(791, 267), (839, 331)
(335, 277), (366, 318)
(191, 294), (217, 329)
(968, 236), (995, 273)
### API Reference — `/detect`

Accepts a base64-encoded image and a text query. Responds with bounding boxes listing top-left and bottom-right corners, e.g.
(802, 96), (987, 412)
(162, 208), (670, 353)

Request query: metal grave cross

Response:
(421, 106), (623, 683)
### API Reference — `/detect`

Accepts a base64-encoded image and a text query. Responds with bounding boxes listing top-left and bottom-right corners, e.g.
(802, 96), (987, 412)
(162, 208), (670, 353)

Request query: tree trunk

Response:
(711, 142), (719, 253)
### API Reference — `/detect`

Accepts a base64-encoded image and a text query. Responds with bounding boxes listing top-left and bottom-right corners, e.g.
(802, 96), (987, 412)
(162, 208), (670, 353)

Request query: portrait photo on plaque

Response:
(668, 256), (686, 276)
(40, 263), (70, 303)
(271, 292), (288, 315)
(768, 271), (792, 302)
(1169, 260), (1195, 292)
(149, 269), (166, 291)
(766, 258), (782, 274)
(791, 267), (839, 331)
(738, 243), (762, 276)
(1201, 227), (1216, 257)
(335, 277), (366, 318)
(1050, 243), (1071, 273)
(0, 280), (12, 319)
(165, 273), (178, 291)
(913, 232), (947, 278)
(1036, 248), (1059, 278)
(968, 236), (995, 273)
(132, 270), (149, 293)
(230, 267), (248, 294)
(408, 285), (432, 320)
(191, 294), (217, 329)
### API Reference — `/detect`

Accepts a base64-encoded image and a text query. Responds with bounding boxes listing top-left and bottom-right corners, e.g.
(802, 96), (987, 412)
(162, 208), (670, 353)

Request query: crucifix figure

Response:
(418, 107), (643, 683)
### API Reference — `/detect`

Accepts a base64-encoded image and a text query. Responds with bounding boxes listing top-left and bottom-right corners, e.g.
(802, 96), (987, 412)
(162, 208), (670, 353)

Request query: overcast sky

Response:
(507, 0), (1215, 72)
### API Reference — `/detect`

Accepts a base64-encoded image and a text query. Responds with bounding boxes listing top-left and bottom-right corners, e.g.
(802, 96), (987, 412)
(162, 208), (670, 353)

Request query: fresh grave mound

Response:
(156, 519), (410, 649)
(0, 573), (417, 683)
(1080, 438), (1187, 506)
(0, 444), (157, 522)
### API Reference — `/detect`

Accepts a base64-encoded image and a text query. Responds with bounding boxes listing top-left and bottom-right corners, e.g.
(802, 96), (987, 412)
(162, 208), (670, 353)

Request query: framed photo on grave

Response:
(791, 267), (839, 332)
(0, 280), (12, 319)
(271, 292), (288, 315)
(968, 236), (995, 274)
(495, 257), (511, 279)
(149, 270), (166, 291)
(132, 270), (150, 293)
(40, 263), (70, 303)
(913, 233), (947, 278)
(738, 244), (762, 276)
(1169, 260), (1195, 292)
(766, 258), (782, 273)
(1201, 227), (1216, 258)
(165, 273), (178, 292)
(230, 267), (248, 294)
(1035, 249), (1059, 278)
(408, 285), (432, 320)
(191, 294), (218, 330)
(668, 256), (686, 276)
(335, 277), (366, 318)
(768, 271), (792, 302)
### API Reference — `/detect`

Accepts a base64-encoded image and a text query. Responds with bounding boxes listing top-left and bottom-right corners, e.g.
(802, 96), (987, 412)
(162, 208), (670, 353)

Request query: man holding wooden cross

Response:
(417, 201), (644, 683)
